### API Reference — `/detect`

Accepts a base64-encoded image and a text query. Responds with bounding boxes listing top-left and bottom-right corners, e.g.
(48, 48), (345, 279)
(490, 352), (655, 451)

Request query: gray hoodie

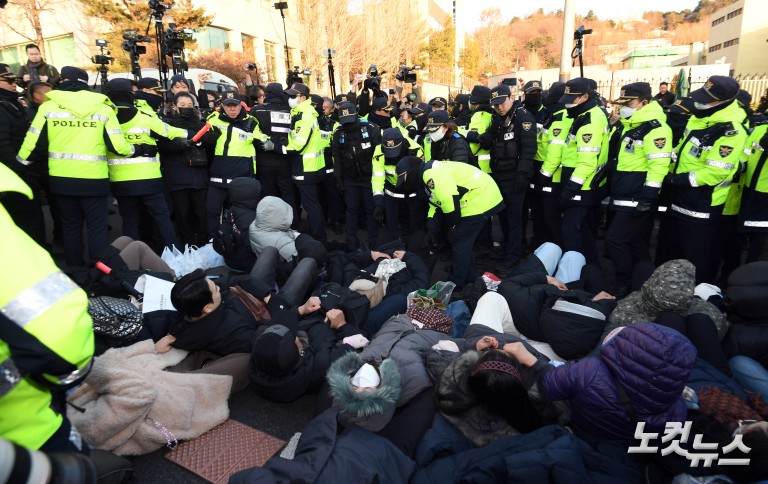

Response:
(248, 196), (297, 261)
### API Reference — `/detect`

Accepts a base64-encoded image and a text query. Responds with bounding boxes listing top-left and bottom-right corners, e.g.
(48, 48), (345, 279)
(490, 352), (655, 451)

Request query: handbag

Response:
(230, 285), (272, 321)
(406, 305), (453, 334)
(87, 296), (143, 339)
(186, 145), (208, 167)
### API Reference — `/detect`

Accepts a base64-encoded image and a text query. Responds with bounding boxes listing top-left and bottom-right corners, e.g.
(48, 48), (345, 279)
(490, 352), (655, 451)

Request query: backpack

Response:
(316, 282), (371, 331)
(213, 208), (256, 272)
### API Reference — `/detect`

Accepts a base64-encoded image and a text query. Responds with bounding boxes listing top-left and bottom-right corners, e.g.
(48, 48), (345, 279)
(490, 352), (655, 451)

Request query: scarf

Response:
(26, 61), (43, 83)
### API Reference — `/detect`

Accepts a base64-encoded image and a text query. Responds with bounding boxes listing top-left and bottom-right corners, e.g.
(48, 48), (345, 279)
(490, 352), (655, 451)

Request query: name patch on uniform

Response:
(270, 112), (292, 124)
(504, 132), (515, 141)
(361, 142), (371, 149)
(522, 122), (533, 131)
(552, 128), (561, 137)
(427, 178), (435, 189)
(582, 133), (593, 143)
(654, 138), (667, 149)
(719, 146), (733, 158)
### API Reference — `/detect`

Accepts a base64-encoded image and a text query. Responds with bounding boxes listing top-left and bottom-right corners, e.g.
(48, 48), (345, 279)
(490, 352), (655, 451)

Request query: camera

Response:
(396, 65), (422, 84)
(163, 23), (194, 72)
(95, 39), (108, 47)
(91, 39), (113, 66)
(247, 63), (257, 70)
(122, 30), (150, 56)
(148, 0), (172, 13)
(501, 78), (517, 87)
(574, 25), (593, 40)
(287, 66), (311, 86)
(369, 64), (379, 77)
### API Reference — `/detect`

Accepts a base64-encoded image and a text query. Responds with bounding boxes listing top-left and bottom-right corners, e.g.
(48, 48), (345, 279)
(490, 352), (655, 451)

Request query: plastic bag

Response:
(161, 245), (183, 279)
(406, 281), (456, 310)
(179, 244), (206, 276)
(197, 243), (226, 269)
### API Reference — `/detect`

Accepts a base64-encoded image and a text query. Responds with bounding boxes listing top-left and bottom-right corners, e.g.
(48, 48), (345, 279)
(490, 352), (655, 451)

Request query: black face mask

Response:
(449, 105), (460, 117)
(524, 93), (542, 109)
(402, 168), (422, 193)
(178, 107), (195, 118)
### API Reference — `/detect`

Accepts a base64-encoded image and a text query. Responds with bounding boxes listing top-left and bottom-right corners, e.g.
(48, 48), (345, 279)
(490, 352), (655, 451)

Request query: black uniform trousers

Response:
(605, 209), (654, 290)
(170, 187), (208, 247)
(117, 193), (179, 249)
(494, 178), (526, 261)
(257, 165), (298, 221)
(540, 195), (563, 246)
(561, 203), (600, 265)
(295, 179), (327, 243)
(319, 170), (345, 226)
(383, 182), (423, 237)
(450, 205), (503, 289)
(206, 184), (229, 238)
(57, 195), (108, 267)
(655, 211), (721, 284)
(343, 179), (377, 246)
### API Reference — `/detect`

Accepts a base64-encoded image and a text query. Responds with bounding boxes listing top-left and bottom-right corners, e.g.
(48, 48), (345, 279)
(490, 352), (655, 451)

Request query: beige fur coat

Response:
(68, 339), (231, 456)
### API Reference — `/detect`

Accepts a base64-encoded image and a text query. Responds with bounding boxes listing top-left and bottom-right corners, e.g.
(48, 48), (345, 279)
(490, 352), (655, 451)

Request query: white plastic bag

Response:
(161, 245), (183, 278)
(179, 244), (206, 276)
(197, 243), (226, 269)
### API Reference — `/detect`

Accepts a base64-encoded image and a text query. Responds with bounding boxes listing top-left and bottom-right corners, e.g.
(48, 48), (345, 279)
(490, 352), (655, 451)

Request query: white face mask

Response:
(694, 101), (713, 111)
(564, 103), (578, 109)
(619, 106), (636, 119)
(288, 97), (299, 108)
(429, 127), (446, 142)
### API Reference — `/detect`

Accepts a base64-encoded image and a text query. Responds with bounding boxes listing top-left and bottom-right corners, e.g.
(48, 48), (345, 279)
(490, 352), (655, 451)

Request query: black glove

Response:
(447, 226), (458, 244)
(669, 173), (691, 187)
(465, 130), (479, 143)
(335, 177), (345, 192)
(133, 144), (158, 157)
(373, 204), (385, 224)
(178, 138), (195, 149)
(513, 173), (530, 194)
(635, 201), (652, 213)
(422, 230), (438, 250)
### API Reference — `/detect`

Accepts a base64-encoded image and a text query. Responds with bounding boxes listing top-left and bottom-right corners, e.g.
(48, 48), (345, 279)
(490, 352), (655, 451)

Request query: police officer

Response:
(396, 157), (503, 289)
(367, 96), (396, 131)
(479, 84), (537, 265)
(604, 82), (672, 297)
(557, 77), (610, 264)
(429, 96), (448, 111)
(522, 80), (546, 123)
(252, 82), (298, 221)
(135, 77), (166, 114)
(16, 66), (147, 266)
(106, 79), (190, 249)
(280, 82), (327, 242)
(0, 162), (94, 452)
(449, 93), (472, 129)
(421, 109), (470, 162)
(738, 115), (768, 262)
(206, 91), (271, 237)
(463, 86), (493, 172)
(332, 102), (382, 245)
(372, 128), (424, 236)
(399, 103), (424, 141)
(314, 94), (344, 234)
(656, 76), (748, 283)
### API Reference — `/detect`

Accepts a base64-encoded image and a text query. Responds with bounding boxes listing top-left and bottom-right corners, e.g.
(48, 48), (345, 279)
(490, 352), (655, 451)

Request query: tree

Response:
(74, 0), (212, 70)
(427, 18), (455, 71)
(459, 38), (480, 79)
(0, 0), (58, 56)
(585, 9), (596, 21)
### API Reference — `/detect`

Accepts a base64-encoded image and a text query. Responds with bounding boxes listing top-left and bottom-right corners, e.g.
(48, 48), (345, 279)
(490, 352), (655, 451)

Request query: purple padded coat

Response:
(541, 322), (696, 444)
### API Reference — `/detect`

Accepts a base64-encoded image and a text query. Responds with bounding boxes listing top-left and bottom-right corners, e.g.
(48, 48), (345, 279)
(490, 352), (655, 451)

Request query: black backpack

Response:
(316, 282), (370, 331)
(213, 208), (256, 272)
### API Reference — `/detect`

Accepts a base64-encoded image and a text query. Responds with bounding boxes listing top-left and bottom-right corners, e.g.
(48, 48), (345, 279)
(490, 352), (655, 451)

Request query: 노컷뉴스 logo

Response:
(629, 422), (750, 467)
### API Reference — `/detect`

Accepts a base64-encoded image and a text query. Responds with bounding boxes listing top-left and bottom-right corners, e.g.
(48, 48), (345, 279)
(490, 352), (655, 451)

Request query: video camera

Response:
(396, 64), (422, 84)
(163, 23), (194, 73)
(121, 30), (151, 78)
(574, 24), (593, 40)
(148, 0), (172, 16)
(287, 65), (311, 86)
(91, 39), (114, 66)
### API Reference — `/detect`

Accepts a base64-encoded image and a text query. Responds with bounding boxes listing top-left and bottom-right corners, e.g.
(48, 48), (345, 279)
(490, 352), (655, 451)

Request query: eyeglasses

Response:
(0, 77), (17, 85)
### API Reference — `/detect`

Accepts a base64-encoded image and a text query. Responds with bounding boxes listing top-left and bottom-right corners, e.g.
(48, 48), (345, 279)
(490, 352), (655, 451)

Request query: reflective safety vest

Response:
(207, 111), (268, 187)
(539, 109), (574, 192)
(463, 110), (492, 173)
(669, 100), (748, 220)
(560, 103), (610, 204)
(0, 163), (94, 450)
(16, 89), (134, 197)
(738, 122), (768, 231)
(287, 99), (325, 183)
(422, 160), (503, 220)
(107, 108), (187, 196)
(371, 137), (424, 197)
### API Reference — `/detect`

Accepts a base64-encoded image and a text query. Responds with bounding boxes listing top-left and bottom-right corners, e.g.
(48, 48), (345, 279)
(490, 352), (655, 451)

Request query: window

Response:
(241, 34), (255, 59)
(264, 41), (277, 82)
(46, 35), (77, 69)
(723, 38), (740, 48)
(0, 46), (21, 72)
(195, 27), (230, 52)
(708, 43), (722, 53)
(712, 16), (725, 26)
(727, 8), (742, 20)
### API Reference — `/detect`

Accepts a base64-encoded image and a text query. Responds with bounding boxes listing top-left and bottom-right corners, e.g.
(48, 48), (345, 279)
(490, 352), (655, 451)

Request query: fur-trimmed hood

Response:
(434, 351), (520, 447)
(327, 352), (401, 432)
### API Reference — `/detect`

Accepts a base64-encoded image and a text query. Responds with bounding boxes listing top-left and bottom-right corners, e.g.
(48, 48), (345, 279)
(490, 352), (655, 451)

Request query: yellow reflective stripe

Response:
(53, 357), (93, 385)
(49, 152), (106, 162)
(302, 151), (323, 160)
(689, 172), (698, 187)
(705, 159), (735, 170)
(752, 141), (764, 152)
(744, 220), (768, 227)
(540, 169), (553, 177)
(45, 112), (77, 119)
(372, 171), (386, 176)
(1, 272), (79, 328)
(670, 204), (709, 219)
(576, 147), (601, 153)
(385, 189), (417, 198)
(108, 157), (157, 166)
(647, 153), (671, 160)
(612, 200), (638, 207)
(89, 114), (109, 123)
(106, 129), (123, 135)
(126, 128), (151, 135)
(478, 154), (491, 160)
(16, 155), (31, 166)
(645, 180), (662, 188)
(549, 139), (566, 145)
(28, 126), (41, 135)
(571, 176), (585, 185)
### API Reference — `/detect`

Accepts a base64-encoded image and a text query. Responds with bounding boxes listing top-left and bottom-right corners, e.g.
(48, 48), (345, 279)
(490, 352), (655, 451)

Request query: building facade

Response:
(708, 0), (768, 76)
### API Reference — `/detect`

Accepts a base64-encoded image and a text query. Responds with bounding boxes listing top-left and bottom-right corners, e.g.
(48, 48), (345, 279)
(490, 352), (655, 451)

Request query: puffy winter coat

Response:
(229, 408), (416, 484)
(213, 177), (260, 271)
(249, 196), (298, 261)
(541, 322), (696, 444)
(608, 259), (729, 340)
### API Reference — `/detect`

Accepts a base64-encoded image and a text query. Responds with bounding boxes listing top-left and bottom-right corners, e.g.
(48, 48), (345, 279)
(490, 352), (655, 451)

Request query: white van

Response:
(87, 68), (238, 93)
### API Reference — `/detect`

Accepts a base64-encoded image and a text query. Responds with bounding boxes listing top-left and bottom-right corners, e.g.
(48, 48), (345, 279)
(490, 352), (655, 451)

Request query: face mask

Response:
(619, 106), (636, 119)
(399, 118), (408, 127)
(469, 103), (478, 111)
(288, 97), (299, 108)
(694, 101), (713, 111)
(429, 127), (446, 142)
(564, 103), (578, 109)
(525, 93), (542, 107)
(178, 107), (195, 117)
